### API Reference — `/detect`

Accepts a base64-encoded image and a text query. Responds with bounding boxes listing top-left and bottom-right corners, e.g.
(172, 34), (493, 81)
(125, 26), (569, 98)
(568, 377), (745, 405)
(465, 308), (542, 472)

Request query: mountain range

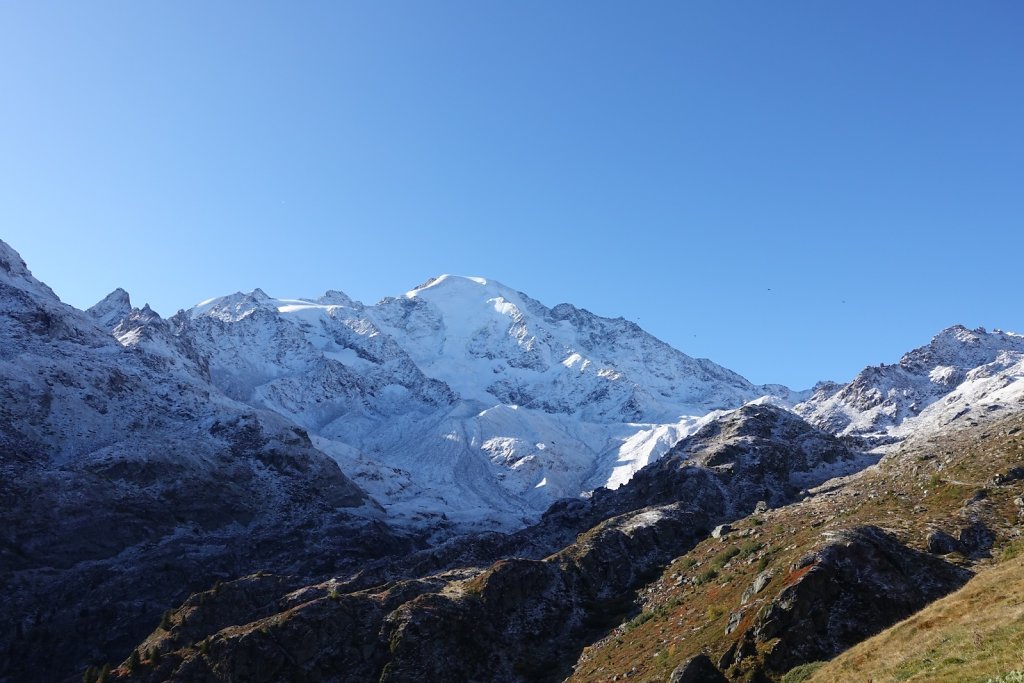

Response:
(2, 238), (1023, 682)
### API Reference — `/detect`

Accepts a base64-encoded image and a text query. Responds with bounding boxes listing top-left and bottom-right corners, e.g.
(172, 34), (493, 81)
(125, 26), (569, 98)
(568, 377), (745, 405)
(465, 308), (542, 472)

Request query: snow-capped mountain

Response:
(797, 325), (1024, 445)
(0, 240), (410, 680)
(105, 273), (799, 529)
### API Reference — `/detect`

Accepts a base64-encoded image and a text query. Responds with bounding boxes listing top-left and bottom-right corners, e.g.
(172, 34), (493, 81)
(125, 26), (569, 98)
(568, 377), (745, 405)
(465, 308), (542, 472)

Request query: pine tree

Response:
(128, 649), (140, 672)
(97, 664), (110, 683)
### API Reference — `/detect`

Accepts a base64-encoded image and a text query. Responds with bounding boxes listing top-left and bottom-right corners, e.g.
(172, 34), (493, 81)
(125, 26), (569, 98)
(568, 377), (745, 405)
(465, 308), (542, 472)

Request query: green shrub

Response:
(781, 661), (826, 683)
(711, 547), (741, 569)
(1001, 540), (1024, 561)
(624, 611), (654, 631)
(695, 568), (719, 585)
(739, 539), (763, 557)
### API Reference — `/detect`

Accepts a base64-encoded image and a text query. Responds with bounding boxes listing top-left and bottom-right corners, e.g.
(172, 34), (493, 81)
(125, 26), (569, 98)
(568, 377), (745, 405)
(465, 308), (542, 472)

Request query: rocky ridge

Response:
(797, 324), (1024, 446)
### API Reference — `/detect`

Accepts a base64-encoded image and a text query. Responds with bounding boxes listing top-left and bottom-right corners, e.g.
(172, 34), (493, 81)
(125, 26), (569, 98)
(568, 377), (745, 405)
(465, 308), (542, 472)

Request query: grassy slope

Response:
(569, 411), (1024, 682)
(809, 544), (1024, 683)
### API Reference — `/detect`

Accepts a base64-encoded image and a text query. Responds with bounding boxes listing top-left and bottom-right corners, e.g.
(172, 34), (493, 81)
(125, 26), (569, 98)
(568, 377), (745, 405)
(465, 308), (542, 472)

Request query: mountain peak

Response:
(900, 324), (1024, 374)
(0, 239), (30, 280)
(798, 323), (1024, 443)
(87, 288), (134, 330)
(0, 239), (60, 301)
(190, 289), (276, 321)
(932, 323), (981, 343)
(405, 274), (500, 299)
(317, 289), (358, 307)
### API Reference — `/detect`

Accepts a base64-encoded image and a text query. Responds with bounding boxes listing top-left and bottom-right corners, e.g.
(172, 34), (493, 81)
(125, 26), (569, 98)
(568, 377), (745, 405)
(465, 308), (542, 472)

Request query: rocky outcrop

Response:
(608, 403), (860, 516)
(120, 504), (714, 683)
(668, 654), (728, 683)
(721, 526), (972, 676)
(87, 288), (133, 329)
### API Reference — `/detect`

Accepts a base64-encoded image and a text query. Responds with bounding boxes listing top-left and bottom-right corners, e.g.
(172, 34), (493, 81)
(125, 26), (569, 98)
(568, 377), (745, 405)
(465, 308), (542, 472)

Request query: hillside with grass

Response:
(806, 543), (1024, 682)
(569, 410), (1024, 681)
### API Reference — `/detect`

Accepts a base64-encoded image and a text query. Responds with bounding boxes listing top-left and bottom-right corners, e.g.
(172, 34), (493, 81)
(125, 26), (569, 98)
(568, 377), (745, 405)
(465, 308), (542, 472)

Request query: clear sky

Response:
(2, 2), (1022, 388)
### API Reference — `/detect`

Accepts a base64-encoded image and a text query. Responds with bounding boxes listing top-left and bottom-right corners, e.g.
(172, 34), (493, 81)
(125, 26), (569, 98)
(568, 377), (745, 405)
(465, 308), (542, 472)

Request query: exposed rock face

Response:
(925, 522), (995, 558)
(668, 654), (728, 683)
(87, 287), (133, 329)
(927, 529), (963, 555)
(119, 504), (714, 683)
(741, 570), (774, 605)
(380, 507), (711, 683)
(958, 521), (995, 558)
(725, 526), (971, 675)
(610, 403), (863, 517)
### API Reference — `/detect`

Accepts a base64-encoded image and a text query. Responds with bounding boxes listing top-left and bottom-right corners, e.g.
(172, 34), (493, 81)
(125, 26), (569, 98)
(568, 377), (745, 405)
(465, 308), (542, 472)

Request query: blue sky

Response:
(2, 2), (1022, 388)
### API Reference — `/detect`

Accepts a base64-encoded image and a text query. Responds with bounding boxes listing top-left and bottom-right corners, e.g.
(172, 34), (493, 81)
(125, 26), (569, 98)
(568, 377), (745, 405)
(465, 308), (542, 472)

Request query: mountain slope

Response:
(111, 404), (863, 683)
(570, 405), (1024, 682)
(0, 241), (409, 682)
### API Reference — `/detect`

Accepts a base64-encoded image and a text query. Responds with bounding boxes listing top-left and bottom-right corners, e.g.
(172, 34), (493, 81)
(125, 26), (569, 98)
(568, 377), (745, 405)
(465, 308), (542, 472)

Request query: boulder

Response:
(959, 522), (995, 557)
(668, 654), (728, 683)
(927, 529), (963, 555)
(741, 570), (774, 604)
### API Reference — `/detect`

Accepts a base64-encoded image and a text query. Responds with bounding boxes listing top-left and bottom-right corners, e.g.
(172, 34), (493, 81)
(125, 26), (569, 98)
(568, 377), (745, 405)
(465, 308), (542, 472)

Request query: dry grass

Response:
(810, 550), (1024, 682)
